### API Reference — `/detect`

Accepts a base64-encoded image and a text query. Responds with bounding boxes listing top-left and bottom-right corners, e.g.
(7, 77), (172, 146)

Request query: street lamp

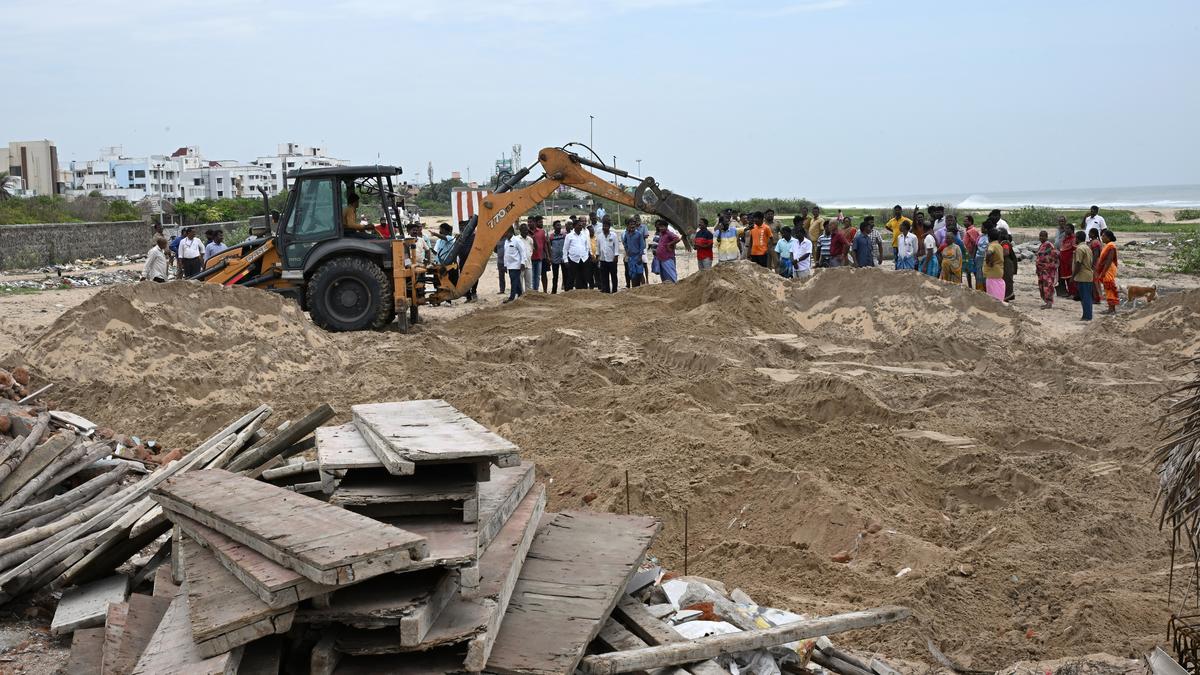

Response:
(589, 115), (594, 148)
(636, 159), (642, 176)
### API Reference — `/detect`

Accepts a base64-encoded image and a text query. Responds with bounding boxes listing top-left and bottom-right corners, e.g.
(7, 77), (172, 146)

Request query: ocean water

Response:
(820, 184), (1200, 210)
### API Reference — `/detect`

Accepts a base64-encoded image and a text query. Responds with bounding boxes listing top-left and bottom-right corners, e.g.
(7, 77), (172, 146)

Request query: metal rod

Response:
(684, 509), (689, 576)
(625, 470), (630, 515)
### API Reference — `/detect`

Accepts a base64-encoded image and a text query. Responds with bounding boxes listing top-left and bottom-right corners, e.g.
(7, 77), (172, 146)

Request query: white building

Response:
(181, 161), (274, 202)
(68, 146), (182, 203)
(254, 143), (347, 193)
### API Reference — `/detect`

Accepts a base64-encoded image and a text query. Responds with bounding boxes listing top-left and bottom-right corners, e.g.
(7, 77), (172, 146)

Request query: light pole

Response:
(589, 115), (594, 148)
(636, 159), (642, 176)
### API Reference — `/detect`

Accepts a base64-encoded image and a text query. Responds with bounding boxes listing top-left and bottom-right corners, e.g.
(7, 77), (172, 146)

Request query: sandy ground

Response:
(2, 233), (1200, 672)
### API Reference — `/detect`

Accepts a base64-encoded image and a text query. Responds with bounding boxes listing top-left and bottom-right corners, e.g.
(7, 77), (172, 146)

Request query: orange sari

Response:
(1096, 241), (1118, 308)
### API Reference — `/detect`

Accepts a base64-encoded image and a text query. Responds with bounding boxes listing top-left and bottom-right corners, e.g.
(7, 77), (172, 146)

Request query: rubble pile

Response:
(0, 254), (146, 277)
(0, 268), (143, 292)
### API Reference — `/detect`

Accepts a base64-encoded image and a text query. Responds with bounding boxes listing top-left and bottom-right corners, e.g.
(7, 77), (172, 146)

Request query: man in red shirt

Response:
(828, 222), (849, 267)
(693, 218), (714, 270)
(531, 215), (549, 291)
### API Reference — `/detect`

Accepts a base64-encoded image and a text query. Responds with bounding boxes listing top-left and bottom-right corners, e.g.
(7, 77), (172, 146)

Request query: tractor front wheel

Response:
(306, 257), (394, 331)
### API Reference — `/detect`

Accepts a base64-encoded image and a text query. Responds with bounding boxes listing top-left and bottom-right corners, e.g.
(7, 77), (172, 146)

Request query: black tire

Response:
(306, 257), (394, 331)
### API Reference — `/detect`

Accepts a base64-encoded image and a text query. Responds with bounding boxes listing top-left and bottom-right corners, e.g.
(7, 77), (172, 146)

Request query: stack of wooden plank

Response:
(37, 397), (919, 674)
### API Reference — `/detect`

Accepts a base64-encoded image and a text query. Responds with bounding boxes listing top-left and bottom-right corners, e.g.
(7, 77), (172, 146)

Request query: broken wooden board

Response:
(486, 511), (661, 675)
(296, 567), (457, 644)
(52, 574), (131, 636)
(50, 410), (98, 433)
(131, 593), (243, 675)
(331, 476), (479, 522)
(611, 597), (727, 675)
(66, 627), (106, 675)
(0, 431), (75, 503)
(180, 534), (296, 658)
(594, 620), (689, 675)
(101, 593), (171, 675)
(333, 484), (546, 668)
(153, 468), (428, 585)
(351, 400), (520, 475)
(171, 513), (334, 609)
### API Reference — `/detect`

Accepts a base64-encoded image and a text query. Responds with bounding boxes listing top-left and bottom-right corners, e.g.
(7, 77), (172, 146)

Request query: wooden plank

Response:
(171, 512), (334, 609)
(131, 593), (244, 675)
(153, 468), (428, 585)
(101, 593), (172, 675)
(594, 620), (690, 675)
(334, 485), (545, 664)
(487, 511), (661, 675)
(67, 627), (106, 675)
(578, 607), (913, 675)
(474, 462), (535, 560)
(351, 400), (520, 475)
(612, 597), (727, 675)
(52, 574), (131, 635)
(296, 567), (456, 640)
(332, 478), (478, 522)
(50, 410), (98, 433)
(0, 431), (74, 503)
(261, 460), (321, 481)
(180, 534), (296, 658)
(316, 423), (381, 471)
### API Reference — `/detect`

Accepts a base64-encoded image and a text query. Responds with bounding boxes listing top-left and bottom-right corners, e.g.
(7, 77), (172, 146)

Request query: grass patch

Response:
(0, 285), (45, 296)
(1176, 209), (1200, 221)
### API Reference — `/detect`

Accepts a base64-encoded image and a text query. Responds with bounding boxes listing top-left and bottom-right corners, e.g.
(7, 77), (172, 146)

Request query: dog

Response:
(1126, 284), (1158, 304)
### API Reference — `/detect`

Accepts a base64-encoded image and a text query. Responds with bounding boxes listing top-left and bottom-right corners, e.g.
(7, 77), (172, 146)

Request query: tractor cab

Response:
(275, 165), (404, 275)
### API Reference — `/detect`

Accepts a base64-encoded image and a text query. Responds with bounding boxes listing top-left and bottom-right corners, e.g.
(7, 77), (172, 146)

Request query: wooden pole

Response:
(578, 606), (912, 675)
(683, 510), (688, 577)
(225, 404), (332, 473)
(17, 384), (53, 405)
(0, 468), (126, 532)
(625, 470), (629, 515)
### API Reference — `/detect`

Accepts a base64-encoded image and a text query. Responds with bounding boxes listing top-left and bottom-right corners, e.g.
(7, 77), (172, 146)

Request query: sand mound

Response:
(1118, 288), (1200, 355)
(11, 265), (1176, 667)
(17, 281), (345, 440)
(791, 267), (1027, 345)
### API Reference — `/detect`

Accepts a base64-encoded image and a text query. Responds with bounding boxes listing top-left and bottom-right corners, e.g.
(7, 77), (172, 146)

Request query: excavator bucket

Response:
(634, 179), (699, 238)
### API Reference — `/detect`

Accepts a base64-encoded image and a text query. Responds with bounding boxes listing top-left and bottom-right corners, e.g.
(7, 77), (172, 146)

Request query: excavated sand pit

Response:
(7, 263), (1197, 668)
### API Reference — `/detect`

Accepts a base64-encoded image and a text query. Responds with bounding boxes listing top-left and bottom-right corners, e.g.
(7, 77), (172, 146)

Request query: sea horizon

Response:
(812, 183), (1200, 211)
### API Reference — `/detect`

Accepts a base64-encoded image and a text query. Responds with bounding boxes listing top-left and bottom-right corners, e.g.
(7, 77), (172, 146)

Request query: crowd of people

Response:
(467, 203), (1121, 322)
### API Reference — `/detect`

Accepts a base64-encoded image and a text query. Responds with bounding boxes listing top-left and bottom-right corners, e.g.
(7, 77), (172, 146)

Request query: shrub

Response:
(1176, 209), (1200, 221)
(1170, 227), (1200, 274)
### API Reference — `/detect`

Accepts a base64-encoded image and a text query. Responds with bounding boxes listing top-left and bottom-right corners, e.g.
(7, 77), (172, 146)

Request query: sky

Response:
(6, 0), (1200, 201)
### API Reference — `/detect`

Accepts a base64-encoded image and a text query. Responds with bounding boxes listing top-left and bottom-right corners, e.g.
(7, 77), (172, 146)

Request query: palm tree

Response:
(0, 172), (13, 200)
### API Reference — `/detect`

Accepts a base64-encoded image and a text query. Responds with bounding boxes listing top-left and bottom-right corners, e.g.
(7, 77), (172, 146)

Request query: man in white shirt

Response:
(1084, 205), (1106, 238)
(177, 228), (205, 278)
(502, 229), (527, 303)
(895, 221), (919, 270)
(143, 237), (169, 282)
(562, 220), (591, 292)
(791, 231), (814, 278)
(990, 209), (1010, 235)
(518, 222), (535, 292)
(596, 217), (621, 293)
(403, 223), (429, 267)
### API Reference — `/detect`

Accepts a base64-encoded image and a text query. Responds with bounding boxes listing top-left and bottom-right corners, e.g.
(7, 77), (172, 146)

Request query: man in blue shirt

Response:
(621, 217), (647, 288)
(852, 220), (877, 268)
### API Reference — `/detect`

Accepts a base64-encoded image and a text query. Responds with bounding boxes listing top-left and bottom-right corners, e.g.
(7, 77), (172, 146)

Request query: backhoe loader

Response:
(196, 145), (698, 331)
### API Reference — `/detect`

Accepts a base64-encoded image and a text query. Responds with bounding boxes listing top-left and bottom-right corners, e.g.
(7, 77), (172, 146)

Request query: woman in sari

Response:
(1096, 229), (1119, 314)
(939, 225), (964, 284)
(1057, 222), (1076, 297)
(1035, 230), (1057, 309)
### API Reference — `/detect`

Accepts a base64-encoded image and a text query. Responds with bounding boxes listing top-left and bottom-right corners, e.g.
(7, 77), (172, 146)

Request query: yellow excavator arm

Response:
(430, 147), (697, 303)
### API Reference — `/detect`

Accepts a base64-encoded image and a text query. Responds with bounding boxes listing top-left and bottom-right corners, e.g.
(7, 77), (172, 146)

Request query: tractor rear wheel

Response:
(306, 257), (394, 331)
